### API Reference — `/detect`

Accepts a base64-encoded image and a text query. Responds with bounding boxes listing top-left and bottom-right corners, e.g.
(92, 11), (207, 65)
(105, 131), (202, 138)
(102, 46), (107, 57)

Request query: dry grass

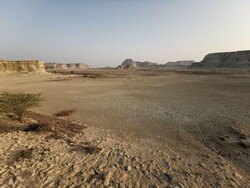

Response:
(54, 109), (76, 117)
(0, 111), (86, 137)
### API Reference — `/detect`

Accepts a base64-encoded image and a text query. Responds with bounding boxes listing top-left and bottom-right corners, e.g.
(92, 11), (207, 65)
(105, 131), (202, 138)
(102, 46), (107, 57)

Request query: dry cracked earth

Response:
(0, 69), (250, 187)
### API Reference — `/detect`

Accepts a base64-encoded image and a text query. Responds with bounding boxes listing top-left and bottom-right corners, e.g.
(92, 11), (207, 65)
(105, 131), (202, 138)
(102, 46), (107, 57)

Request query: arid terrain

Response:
(0, 69), (250, 187)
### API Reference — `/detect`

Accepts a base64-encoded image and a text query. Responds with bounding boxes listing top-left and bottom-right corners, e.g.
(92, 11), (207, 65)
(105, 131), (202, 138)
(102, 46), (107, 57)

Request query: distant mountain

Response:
(164, 61), (194, 67)
(117, 59), (158, 69)
(117, 59), (194, 69)
(45, 63), (89, 70)
(191, 51), (250, 68)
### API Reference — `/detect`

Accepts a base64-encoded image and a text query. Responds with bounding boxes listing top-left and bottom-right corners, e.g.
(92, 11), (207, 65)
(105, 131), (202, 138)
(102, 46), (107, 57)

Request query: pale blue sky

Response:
(0, 0), (250, 67)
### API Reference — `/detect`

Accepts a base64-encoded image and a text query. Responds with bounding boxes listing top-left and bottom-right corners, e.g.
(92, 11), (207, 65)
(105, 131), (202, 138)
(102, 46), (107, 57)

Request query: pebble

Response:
(199, 163), (206, 167)
(15, 164), (22, 169)
(8, 178), (14, 185)
(127, 165), (132, 171)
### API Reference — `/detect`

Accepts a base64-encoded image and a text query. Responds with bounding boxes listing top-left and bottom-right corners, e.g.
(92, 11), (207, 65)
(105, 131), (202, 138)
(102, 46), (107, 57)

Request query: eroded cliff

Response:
(0, 60), (46, 74)
(192, 51), (250, 68)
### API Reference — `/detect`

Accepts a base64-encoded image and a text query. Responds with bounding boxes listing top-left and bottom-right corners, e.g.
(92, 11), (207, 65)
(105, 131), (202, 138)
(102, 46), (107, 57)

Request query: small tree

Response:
(0, 92), (43, 121)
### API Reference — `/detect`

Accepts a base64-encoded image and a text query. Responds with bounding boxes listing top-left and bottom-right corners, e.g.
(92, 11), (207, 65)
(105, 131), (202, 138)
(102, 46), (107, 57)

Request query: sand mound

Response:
(0, 60), (46, 74)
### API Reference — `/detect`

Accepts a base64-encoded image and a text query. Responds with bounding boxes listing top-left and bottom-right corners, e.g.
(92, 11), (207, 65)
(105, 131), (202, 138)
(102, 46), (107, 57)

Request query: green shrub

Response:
(0, 92), (43, 121)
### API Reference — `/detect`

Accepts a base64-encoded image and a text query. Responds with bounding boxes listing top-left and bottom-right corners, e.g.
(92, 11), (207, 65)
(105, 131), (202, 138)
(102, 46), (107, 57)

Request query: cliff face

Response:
(44, 63), (89, 70)
(193, 51), (250, 68)
(0, 60), (46, 74)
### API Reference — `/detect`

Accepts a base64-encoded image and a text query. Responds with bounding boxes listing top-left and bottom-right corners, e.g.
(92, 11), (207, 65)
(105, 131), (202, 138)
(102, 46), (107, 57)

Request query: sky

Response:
(0, 0), (250, 67)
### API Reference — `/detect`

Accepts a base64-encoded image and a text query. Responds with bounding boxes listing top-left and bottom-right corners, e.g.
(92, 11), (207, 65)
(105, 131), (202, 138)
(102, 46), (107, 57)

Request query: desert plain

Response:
(0, 68), (250, 187)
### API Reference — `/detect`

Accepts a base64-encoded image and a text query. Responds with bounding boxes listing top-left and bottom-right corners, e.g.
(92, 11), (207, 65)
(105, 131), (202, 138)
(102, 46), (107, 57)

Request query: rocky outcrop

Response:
(0, 60), (46, 74)
(117, 59), (157, 69)
(118, 59), (196, 69)
(44, 63), (89, 70)
(117, 59), (138, 69)
(192, 51), (250, 68)
(165, 61), (195, 67)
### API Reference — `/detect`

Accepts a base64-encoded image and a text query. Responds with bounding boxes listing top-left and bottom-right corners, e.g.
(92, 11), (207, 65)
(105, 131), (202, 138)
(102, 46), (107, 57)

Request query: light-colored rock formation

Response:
(192, 50), (250, 68)
(118, 59), (195, 69)
(165, 61), (194, 67)
(117, 59), (138, 69)
(44, 63), (89, 70)
(0, 60), (46, 74)
(117, 59), (157, 69)
(136, 61), (158, 68)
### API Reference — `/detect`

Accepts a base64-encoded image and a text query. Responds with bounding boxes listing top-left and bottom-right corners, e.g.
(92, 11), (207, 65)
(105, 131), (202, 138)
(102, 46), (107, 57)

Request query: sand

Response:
(0, 69), (250, 187)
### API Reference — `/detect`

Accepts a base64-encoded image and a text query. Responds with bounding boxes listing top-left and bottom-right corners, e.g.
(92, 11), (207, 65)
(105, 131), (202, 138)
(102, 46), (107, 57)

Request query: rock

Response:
(127, 165), (132, 171)
(164, 61), (194, 67)
(8, 178), (14, 185)
(117, 59), (196, 69)
(149, 184), (159, 188)
(117, 59), (158, 69)
(117, 59), (138, 69)
(103, 167), (116, 186)
(191, 50), (250, 68)
(44, 63), (89, 70)
(0, 60), (46, 74)
(15, 164), (22, 169)
(199, 163), (206, 167)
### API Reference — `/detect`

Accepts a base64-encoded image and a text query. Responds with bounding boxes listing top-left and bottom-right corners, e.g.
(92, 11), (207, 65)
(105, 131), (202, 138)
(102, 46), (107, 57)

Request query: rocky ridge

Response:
(117, 59), (158, 69)
(118, 59), (195, 69)
(192, 50), (250, 68)
(164, 61), (194, 67)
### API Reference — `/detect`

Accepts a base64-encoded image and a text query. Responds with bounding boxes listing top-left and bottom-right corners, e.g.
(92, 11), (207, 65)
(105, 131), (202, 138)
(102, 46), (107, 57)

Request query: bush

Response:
(0, 92), (43, 121)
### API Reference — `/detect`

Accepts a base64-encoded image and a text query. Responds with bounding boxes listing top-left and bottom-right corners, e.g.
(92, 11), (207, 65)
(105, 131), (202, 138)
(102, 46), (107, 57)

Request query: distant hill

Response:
(45, 63), (89, 70)
(117, 59), (195, 69)
(163, 61), (195, 67)
(117, 59), (158, 69)
(191, 51), (250, 68)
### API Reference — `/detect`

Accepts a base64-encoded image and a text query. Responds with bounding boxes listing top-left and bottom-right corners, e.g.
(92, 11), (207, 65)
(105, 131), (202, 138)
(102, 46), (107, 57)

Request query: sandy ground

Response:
(0, 69), (250, 187)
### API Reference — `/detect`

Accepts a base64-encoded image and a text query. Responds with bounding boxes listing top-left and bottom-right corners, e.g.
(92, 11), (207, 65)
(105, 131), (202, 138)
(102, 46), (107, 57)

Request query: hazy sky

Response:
(0, 0), (250, 67)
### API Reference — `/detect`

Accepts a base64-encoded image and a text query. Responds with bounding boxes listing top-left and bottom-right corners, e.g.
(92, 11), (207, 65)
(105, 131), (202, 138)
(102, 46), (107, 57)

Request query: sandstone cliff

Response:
(0, 60), (46, 74)
(192, 51), (250, 68)
(44, 63), (89, 70)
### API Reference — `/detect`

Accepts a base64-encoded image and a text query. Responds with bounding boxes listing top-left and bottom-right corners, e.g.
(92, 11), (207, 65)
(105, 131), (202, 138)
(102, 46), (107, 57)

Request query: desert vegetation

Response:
(0, 92), (43, 121)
